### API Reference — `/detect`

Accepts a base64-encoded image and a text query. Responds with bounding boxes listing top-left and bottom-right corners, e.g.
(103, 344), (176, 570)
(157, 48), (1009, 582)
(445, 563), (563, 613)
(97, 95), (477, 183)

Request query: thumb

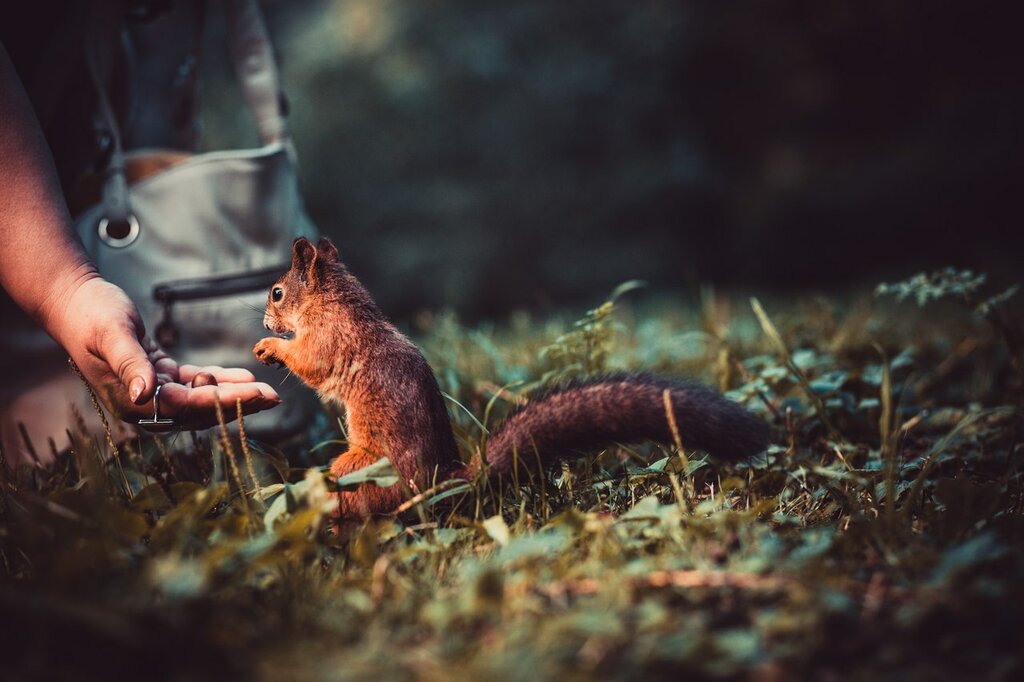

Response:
(102, 322), (158, 406)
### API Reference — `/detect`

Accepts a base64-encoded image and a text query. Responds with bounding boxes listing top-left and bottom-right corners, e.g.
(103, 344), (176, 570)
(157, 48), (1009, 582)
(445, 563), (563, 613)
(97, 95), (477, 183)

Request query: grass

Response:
(1, 271), (1022, 681)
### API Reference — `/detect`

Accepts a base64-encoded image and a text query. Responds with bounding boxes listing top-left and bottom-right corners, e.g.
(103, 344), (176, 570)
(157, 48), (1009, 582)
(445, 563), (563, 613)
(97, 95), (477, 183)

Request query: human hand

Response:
(137, 351), (283, 432)
(43, 275), (280, 431)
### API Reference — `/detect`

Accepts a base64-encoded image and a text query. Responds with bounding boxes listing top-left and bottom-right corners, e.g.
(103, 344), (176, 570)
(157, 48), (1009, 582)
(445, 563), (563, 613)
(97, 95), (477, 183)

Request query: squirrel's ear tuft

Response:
(316, 237), (340, 263)
(292, 237), (318, 285)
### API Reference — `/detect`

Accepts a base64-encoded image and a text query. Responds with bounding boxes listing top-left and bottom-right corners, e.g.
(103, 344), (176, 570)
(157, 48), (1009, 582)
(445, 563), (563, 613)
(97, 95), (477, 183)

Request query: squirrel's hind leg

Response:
(329, 448), (405, 518)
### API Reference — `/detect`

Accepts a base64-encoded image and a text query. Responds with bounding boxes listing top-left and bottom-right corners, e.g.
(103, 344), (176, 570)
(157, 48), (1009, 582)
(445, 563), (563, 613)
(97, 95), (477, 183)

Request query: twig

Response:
(663, 388), (692, 509)
(68, 359), (132, 498)
(530, 570), (793, 599)
(732, 358), (783, 421)
(751, 298), (843, 444)
(875, 344), (897, 528)
(392, 478), (472, 516)
(900, 409), (999, 522)
(662, 389), (685, 454)
(213, 392), (245, 495)
(16, 423), (42, 467)
(236, 399), (262, 500)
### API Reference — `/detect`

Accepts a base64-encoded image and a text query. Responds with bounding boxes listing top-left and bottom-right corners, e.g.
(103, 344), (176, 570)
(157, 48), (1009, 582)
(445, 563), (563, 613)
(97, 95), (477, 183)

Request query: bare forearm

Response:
(0, 41), (97, 337)
(0, 43), (281, 431)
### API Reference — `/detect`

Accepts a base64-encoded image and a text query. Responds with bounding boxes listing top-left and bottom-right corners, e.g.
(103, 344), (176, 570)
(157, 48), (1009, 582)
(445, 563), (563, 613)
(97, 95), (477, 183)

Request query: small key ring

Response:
(138, 384), (174, 427)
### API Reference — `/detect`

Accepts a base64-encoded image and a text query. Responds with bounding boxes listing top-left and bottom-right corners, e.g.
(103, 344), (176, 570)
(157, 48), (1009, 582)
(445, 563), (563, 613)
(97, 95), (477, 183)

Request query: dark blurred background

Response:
(200, 0), (1023, 319)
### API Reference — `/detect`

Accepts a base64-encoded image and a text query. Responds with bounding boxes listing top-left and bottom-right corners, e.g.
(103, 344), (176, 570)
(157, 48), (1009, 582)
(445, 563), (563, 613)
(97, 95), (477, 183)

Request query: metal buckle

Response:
(98, 214), (140, 248)
(138, 384), (174, 427)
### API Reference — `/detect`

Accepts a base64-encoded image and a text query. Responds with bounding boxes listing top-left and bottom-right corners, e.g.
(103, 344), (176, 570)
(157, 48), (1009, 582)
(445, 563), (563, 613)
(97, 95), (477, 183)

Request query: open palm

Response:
(53, 277), (280, 431)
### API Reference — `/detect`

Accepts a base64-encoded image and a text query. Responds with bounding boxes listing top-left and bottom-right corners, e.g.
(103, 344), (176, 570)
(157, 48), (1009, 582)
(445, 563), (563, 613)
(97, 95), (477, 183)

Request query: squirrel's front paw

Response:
(253, 338), (282, 366)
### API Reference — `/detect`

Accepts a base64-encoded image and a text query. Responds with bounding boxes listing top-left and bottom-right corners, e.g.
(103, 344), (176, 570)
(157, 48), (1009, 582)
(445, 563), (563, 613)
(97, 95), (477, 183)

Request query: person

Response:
(0, 3), (282, 465)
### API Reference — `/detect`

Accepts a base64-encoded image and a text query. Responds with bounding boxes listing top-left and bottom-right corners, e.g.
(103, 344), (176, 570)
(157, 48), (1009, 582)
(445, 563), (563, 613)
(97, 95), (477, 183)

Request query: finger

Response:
(249, 382), (281, 402)
(191, 372), (218, 388)
(144, 343), (181, 385)
(150, 382), (281, 431)
(179, 364), (258, 384)
(153, 355), (178, 384)
(100, 324), (157, 405)
(195, 382), (281, 407)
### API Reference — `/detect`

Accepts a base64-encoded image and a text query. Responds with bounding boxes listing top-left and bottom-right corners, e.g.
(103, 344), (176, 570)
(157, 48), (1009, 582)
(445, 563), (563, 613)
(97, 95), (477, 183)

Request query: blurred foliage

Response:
(878, 268), (1024, 382)
(535, 280), (645, 386)
(196, 0), (1024, 316)
(3, 274), (1023, 680)
(876, 268), (1017, 312)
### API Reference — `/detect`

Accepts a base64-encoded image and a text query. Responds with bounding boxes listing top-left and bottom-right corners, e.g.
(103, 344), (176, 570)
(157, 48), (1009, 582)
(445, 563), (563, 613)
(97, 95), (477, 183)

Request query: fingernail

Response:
(129, 377), (145, 404)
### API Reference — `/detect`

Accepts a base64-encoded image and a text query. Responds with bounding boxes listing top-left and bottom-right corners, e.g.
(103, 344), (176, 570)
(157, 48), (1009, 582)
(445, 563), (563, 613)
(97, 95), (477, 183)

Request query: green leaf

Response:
(930, 532), (1007, 585)
(131, 483), (172, 513)
(425, 483), (473, 506)
(336, 457), (400, 490)
(482, 514), (511, 547)
(263, 480), (304, 529)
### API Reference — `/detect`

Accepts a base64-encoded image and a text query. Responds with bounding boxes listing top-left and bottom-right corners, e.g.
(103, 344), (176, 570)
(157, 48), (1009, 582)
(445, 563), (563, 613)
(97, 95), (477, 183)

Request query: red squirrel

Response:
(254, 237), (769, 518)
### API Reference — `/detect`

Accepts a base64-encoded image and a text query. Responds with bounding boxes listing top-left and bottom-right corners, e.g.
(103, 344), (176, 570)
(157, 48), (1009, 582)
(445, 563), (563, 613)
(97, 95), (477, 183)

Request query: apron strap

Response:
(88, 0), (292, 233)
(225, 0), (289, 147)
(86, 0), (132, 231)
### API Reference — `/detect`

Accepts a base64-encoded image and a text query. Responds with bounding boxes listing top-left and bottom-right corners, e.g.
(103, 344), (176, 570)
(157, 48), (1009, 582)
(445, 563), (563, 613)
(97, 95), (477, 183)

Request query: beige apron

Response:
(0, 0), (320, 464)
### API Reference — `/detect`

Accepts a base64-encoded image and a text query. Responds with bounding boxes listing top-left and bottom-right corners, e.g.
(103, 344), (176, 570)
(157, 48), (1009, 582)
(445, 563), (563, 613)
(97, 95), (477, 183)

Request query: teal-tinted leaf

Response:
(810, 370), (848, 393)
(336, 457), (399, 490)
(760, 366), (789, 382)
(644, 456), (669, 473)
(425, 483), (473, 506)
(609, 279), (647, 301)
(148, 556), (207, 599)
(262, 483), (299, 529)
(890, 347), (915, 369)
(930, 532), (1007, 585)
(256, 483), (285, 501)
(482, 514), (511, 547)
(713, 629), (761, 667)
(496, 529), (570, 565)
(788, 529), (834, 567)
(858, 397), (880, 410)
(619, 495), (665, 520)
(791, 349), (817, 369)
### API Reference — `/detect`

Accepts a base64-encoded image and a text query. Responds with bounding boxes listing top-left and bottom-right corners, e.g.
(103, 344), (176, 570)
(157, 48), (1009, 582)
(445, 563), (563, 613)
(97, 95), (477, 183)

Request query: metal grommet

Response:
(98, 214), (140, 248)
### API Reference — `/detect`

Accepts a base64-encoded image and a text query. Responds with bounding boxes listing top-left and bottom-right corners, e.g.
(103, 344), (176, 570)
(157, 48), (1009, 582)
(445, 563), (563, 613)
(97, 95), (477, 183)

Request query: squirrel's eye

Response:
(271, 287), (284, 302)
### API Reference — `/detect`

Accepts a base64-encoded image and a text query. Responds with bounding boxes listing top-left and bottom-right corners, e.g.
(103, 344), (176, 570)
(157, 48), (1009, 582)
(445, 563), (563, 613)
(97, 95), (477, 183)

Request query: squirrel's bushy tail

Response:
(474, 373), (769, 479)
